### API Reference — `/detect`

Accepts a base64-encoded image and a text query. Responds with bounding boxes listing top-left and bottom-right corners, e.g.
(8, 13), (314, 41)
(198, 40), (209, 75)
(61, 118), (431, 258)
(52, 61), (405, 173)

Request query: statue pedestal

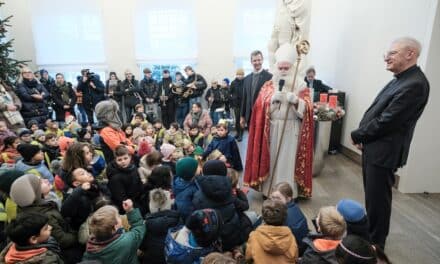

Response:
(313, 120), (332, 176)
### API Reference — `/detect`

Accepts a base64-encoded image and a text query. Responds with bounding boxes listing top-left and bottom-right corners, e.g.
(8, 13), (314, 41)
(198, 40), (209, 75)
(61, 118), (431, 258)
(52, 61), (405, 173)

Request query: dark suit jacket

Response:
(240, 70), (272, 125)
(351, 65), (429, 169)
(304, 77), (331, 102)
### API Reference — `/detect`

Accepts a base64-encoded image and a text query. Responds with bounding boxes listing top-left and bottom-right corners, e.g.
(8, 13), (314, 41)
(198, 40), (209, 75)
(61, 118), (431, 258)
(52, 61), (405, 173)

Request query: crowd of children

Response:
(0, 99), (392, 264)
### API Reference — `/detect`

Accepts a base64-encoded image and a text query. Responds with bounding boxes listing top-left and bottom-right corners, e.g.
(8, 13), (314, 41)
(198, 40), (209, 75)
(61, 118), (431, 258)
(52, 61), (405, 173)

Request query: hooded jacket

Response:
(245, 225), (298, 264)
(83, 208), (146, 264)
(172, 177), (197, 221)
(0, 237), (63, 264)
(15, 160), (54, 184)
(141, 210), (182, 264)
(299, 234), (340, 264)
(192, 175), (242, 251)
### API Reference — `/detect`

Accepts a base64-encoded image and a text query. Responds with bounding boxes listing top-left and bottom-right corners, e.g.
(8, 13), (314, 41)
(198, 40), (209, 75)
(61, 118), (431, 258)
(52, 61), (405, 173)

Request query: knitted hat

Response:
(143, 68), (152, 74)
(10, 174), (42, 207)
(0, 170), (25, 195)
(18, 129), (32, 137)
(149, 188), (174, 213)
(176, 157), (198, 181)
(236, 68), (245, 76)
(223, 78), (230, 86)
(17, 143), (41, 162)
(186, 209), (221, 247)
(26, 119), (38, 129)
(39, 69), (48, 75)
(337, 199), (366, 223)
(33, 129), (46, 140)
(76, 128), (88, 140)
(160, 143), (176, 160)
(137, 140), (151, 158)
(193, 146), (204, 156)
(202, 160), (227, 176)
(275, 42), (297, 64)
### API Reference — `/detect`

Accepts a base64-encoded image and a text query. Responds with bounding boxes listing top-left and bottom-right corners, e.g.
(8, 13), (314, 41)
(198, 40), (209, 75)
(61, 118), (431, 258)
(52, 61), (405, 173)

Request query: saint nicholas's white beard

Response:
(272, 68), (296, 92)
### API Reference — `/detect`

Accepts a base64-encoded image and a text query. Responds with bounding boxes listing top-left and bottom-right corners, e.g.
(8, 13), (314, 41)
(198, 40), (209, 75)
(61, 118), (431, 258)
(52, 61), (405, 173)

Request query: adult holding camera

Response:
(15, 67), (50, 127)
(77, 69), (105, 124)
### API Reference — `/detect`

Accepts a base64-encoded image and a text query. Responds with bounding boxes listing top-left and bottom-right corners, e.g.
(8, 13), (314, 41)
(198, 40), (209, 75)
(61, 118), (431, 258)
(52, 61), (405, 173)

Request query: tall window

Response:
(29, 0), (106, 80)
(134, 0), (198, 76)
(234, 0), (276, 73)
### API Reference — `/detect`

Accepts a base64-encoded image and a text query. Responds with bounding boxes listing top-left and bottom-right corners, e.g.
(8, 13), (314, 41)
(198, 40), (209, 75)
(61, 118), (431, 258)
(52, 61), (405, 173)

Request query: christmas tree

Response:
(0, 1), (28, 85)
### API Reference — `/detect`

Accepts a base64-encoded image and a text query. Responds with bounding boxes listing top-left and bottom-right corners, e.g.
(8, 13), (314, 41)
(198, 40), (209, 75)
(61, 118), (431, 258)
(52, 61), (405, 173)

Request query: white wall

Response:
(2, 0), (243, 82)
(399, 4), (440, 193)
(308, 0), (439, 193)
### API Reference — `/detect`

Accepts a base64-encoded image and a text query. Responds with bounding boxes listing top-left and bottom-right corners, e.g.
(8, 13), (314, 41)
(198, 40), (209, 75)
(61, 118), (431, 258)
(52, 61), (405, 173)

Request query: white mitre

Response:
(275, 42), (297, 64)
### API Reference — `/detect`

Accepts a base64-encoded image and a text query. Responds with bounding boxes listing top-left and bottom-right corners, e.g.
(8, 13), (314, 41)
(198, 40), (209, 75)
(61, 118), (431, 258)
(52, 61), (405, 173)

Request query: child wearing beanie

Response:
(337, 199), (370, 242)
(193, 160), (243, 252)
(246, 199), (298, 264)
(160, 143), (177, 175)
(9, 174), (80, 261)
(165, 209), (221, 264)
(173, 157), (199, 221)
(15, 143), (54, 183)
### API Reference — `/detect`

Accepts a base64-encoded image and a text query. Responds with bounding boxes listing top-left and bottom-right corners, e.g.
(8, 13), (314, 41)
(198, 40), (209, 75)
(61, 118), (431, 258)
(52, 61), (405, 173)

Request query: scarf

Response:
(191, 111), (202, 126)
(23, 79), (38, 88)
(57, 82), (71, 104)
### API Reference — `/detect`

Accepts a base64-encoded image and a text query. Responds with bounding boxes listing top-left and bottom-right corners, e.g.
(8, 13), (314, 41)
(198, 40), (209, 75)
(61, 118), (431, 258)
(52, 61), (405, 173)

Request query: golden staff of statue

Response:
(267, 39), (310, 195)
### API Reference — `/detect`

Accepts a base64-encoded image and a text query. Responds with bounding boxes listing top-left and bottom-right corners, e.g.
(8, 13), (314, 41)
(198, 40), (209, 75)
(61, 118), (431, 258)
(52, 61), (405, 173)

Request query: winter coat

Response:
(285, 201), (309, 254)
(0, 238), (63, 264)
(41, 145), (60, 169)
(233, 188), (252, 243)
(50, 82), (77, 121)
(204, 86), (223, 110)
(99, 126), (134, 154)
(18, 202), (78, 250)
(185, 73), (207, 98)
(203, 135), (243, 171)
(158, 77), (175, 106)
(230, 78), (243, 108)
(15, 80), (49, 125)
(118, 78), (141, 108)
(15, 160), (54, 184)
(106, 162), (144, 214)
(183, 110), (212, 136)
(76, 75), (105, 111)
(299, 234), (340, 264)
(83, 208), (146, 264)
(139, 78), (159, 103)
(245, 225), (298, 264)
(164, 226), (215, 264)
(192, 175), (242, 251)
(0, 83), (24, 130)
(173, 177), (197, 221)
(61, 183), (110, 230)
(141, 210), (181, 264)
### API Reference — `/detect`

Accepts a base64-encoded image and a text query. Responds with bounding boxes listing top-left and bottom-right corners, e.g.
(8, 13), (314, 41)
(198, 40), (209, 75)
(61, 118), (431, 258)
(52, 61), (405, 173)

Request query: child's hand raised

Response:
(122, 199), (133, 213)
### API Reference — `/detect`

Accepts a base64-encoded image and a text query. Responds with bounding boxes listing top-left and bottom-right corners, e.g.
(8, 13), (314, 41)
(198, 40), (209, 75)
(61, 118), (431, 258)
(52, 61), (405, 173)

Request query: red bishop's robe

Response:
(243, 81), (313, 198)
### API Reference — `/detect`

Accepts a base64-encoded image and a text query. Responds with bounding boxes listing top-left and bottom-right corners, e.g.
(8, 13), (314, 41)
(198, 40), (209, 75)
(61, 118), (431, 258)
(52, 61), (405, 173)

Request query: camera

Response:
(86, 71), (97, 82)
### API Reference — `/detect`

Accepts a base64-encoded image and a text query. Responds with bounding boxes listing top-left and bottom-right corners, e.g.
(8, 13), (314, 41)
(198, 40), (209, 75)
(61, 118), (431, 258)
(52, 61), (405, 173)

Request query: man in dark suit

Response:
(304, 67), (331, 102)
(351, 37), (430, 249)
(239, 50), (273, 128)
